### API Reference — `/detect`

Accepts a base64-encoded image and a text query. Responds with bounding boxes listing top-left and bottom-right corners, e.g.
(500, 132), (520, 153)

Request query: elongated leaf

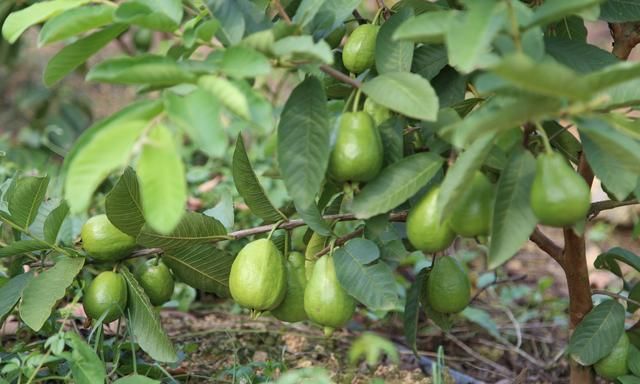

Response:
(137, 124), (186, 235)
(20, 256), (85, 331)
(491, 53), (587, 100)
(578, 118), (640, 200)
(594, 247), (640, 277)
(375, 8), (414, 74)
(333, 239), (401, 311)
(545, 37), (617, 73)
(411, 44), (448, 80)
(65, 120), (147, 214)
(441, 95), (563, 148)
(404, 268), (427, 354)
(198, 75), (250, 120)
(232, 135), (286, 223)
(294, 200), (332, 236)
(629, 345), (640, 375)
(393, 11), (451, 43)
(121, 268), (177, 362)
(618, 376), (640, 384)
(461, 307), (501, 339)
(44, 201), (69, 244)
(600, 0), (640, 22)
(163, 244), (233, 296)
(488, 150), (537, 269)
(292, 0), (324, 27)
(526, 0), (603, 28)
(437, 133), (495, 217)
(445, 0), (502, 73)
(277, 76), (330, 208)
(44, 24), (127, 86)
(105, 168), (145, 237)
(2, 0), (90, 43)
(8, 176), (49, 229)
(272, 36), (333, 65)
(87, 55), (195, 86)
(38, 4), (114, 45)
(568, 300), (625, 365)
(0, 240), (50, 259)
(113, 0), (182, 32)
(361, 72), (438, 121)
(136, 211), (227, 250)
(62, 99), (163, 175)
(352, 153), (443, 219)
(583, 61), (640, 94)
(113, 375), (160, 384)
(219, 45), (271, 79)
(66, 332), (106, 384)
(164, 90), (225, 159)
(0, 273), (33, 319)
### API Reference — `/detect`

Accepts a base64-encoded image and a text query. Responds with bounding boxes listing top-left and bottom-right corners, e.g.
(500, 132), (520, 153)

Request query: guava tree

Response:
(1, 0), (640, 383)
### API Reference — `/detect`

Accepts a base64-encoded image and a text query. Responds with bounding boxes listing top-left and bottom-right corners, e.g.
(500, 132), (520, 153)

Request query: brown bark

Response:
(563, 154), (595, 384)
(609, 22), (640, 60)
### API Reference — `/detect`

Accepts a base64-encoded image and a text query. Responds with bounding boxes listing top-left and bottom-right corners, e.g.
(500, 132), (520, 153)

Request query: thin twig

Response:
(315, 227), (365, 258)
(529, 227), (563, 264)
(272, 0), (291, 24)
(592, 289), (640, 308)
(319, 64), (362, 88)
(471, 274), (527, 302)
(588, 199), (639, 220)
(445, 332), (513, 376)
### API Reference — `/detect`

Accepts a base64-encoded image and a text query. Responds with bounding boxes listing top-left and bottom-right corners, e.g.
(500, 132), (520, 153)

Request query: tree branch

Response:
(592, 289), (640, 308)
(319, 64), (362, 89)
(529, 227), (563, 264)
(314, 227), (365, 258)
(609, 22), (640, 60)
(272, 0), (291, 24)
(588, 198), (638, 220)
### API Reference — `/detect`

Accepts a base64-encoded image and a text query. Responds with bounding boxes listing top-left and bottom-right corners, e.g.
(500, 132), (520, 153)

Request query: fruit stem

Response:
(267, 220), (286, 240)
(535, 122), (553, 154)
(352, 88), (363, 113)
(372, 8), (384, 25)
(343, 89), (357, 113)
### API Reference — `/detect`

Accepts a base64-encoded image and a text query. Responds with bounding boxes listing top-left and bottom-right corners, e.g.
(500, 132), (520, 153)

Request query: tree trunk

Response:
(563, 154), (595, 384)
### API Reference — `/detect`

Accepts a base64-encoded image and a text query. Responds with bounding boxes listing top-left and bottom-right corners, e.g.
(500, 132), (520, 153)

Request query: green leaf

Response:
(137, 124), (186, 235)
(361, 72), (439, 121)
(294, 200), (332, 236)
(441, 95), (562, 148)
(62, 99), (163, 175)
(568, 300), (625, 365)
(379, 116), (405, 166)
(292, 0), (324, 27)
(583, 61), (640, 94)
(43, 201), (69, 244)
(0, 240), (51, 259)
(38, 4), (114, 45)
(375, 8), (414, 74)
(545, 37), (618, 73)
(164, 90), (225, 158)
(272, 36), (334, 64)
(628, 283), (640, 313)
(546, 16), (587, 41)
(411, 44), (448, 80)
(219, 45), (271, 79)
(594, 247), (640, 277)
(437, 133), (495, 217)
(163, 244), (233, 296)
(0, 273), (33, 319)
(65, 120), (147, 214)
(114, 0), (182, 32)
(233, 80), (274, 133)
(490, 53), (587, 100)
(445, 0), (502, 74)
(136, 211), (227, 250)
(432, 66), (467, 108)
(461, 307), (501, 339)
(351, 153), (443, 219)
(599, 78), (640, 109)
(232, 135), (286, 223)
(526, 0), (604, 28)
(393, 10), (451, 44)
(20, 256), (85, 331)
(600, 0), (640, 22)
(277, 76), (330, 208)
(404, 268), (427, 354)
(120, 268), (177, 362)
(65, 332), (106, 384)
(198, 75), (250, 120)
(113, 375), (160, 384)
(488, 149), (537, 269)
(578, 118), (640, 200)
(87, 55), (195, 86)
(2, 0), (90, 44)
(629, 344), (640, 375)
(333, 239), (401, 311)
(44, 24), (127, 86)
(8, 176), (49, 229)
(105, 168), (145, 237)
(618, 376), (640, 384)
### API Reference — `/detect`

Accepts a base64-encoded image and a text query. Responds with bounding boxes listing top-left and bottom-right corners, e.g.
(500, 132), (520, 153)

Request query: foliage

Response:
(1, 0), (640, 382)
